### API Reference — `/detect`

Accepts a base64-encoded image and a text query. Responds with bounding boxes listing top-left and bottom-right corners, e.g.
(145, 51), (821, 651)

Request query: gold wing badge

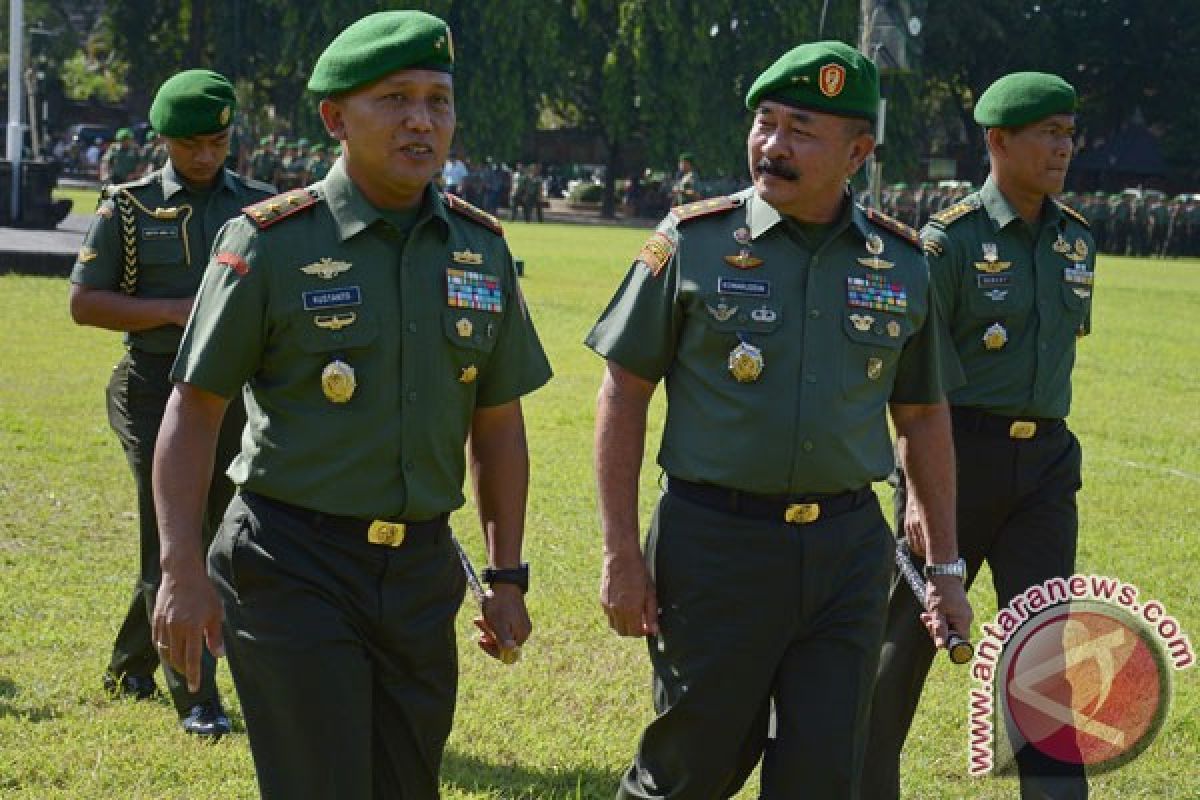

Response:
(301, 257), (353, 280)
(857, 233), (893, 270)
(973, 242), (1011, 273)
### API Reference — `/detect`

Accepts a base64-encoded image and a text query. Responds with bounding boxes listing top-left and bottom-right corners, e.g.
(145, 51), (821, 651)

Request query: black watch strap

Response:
(481, 563), (529, 594)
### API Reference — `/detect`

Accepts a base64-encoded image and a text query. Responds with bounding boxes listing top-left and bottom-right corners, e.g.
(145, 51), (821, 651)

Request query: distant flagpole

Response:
(7, 0), (24, 221)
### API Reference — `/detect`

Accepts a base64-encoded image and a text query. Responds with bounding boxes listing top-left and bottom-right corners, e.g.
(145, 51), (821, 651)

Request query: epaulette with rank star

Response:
(446, 193), (504, 235)
(670, 195), (740, 225)
(1056, 200), (1091, 229)
(928, 198), (981, 228)
(243, 188), (320, 230)
(864, 207), (921, 250)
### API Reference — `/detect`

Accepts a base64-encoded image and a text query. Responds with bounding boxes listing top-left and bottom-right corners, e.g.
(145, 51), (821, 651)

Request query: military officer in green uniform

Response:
(100, 128), (141, 184)
(151, 11), (551, 799)
(306, 142), (332, 182)
(670, 152), (700, 207)
(864, 72), (1093, 800)
(588, 42), (970, 800)
(68, 69), (274, 736)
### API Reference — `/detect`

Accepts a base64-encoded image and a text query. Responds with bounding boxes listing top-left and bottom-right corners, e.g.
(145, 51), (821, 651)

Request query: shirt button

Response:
(407, 391), (417, 402)
(809, 309), (821, 319)
(407, 322), (417, 333)
(802, 440), (814, 452)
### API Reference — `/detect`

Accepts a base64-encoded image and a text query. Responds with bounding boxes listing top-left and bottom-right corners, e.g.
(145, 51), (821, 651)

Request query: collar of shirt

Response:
(322, 158), (450, 243)
(160, 161), (237, 201)
(980, 175), (1065, 235)
(747, 186), (866, 245)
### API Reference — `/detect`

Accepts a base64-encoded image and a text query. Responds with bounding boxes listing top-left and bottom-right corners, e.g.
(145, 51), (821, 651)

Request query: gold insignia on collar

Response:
(452, 249), (484, 265)
(723, 250), (764, 269)
(705, 302), (738, 322)
(314, 312), (357, 331)
(77, 246), (98, 263)
(849, 313), (875, 332)
(301, 257), (353, 279)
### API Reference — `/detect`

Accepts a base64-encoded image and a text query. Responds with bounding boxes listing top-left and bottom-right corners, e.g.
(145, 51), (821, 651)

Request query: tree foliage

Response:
(10, 0), (1200, 188)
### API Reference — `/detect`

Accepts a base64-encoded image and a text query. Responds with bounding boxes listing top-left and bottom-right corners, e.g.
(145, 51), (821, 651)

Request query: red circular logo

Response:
(1003, 603), (1169, 770)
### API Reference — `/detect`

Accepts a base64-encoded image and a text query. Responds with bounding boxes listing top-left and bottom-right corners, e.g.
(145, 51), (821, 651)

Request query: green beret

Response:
(145, 131), (157, 142)
(149, 69), (236, 137)
(746, 41), (879, 121)
(678, 152), (694, 163)
(308, 11), (454, 95)
(258, 135), (270, 146)
(115, 128), (132, 141)
(310, 143), (326, 153)
(297, 137), (310, 148)
(974, 72), (1076, 128)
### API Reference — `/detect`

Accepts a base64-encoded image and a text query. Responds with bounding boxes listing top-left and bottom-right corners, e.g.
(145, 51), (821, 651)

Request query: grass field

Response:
(1, 221), (1197, 798)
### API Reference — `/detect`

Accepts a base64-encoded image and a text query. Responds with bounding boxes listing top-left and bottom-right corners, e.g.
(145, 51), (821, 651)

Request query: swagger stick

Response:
(896, 540), (974, 665)
(451, 531), (521, 665)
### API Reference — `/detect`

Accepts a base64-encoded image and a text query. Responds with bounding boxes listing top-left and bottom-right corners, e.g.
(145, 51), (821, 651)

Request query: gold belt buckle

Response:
(784, 503), (821, 525)
(1009, 420), (1037, 439)
(367, 520), (407, 547)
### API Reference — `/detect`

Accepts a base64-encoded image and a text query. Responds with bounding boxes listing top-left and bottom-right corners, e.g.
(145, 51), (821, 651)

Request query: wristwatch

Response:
(482, 563), (530, 594)
(924, 558), (967, 581)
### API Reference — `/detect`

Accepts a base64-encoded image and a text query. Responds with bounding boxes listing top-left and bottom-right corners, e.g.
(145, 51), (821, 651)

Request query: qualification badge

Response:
(866, 357), (883, 381)
(459, 365), (478, 384)
(850, 313), (875, 332)
(321, 359), (356, 403)
(857, 233), (894, 270)
(733, 227), (752, 246)
(705, 302), (738, 322)
(728, 338), (764, 383)
(456, 317), (474, 338)
(982, 322), (1008, 351)
(886, 319), (901, 338)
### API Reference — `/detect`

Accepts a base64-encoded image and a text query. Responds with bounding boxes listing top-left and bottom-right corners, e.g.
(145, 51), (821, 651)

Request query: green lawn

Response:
(1, 228), (1196, 798)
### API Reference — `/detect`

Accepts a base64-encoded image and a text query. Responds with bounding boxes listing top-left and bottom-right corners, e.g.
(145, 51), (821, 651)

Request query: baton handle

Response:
(895, 540), (974, 665)
(450, 532), (521, 665)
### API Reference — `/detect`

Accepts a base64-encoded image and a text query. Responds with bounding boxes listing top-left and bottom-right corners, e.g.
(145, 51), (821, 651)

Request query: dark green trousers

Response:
(208, 492), (466, 800)
(863, 415), (1086, 800)
(617, 488), (893, 800)
(104, 348), (244, 715)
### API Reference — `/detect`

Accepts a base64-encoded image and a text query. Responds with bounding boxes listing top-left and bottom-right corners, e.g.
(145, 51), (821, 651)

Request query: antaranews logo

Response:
(967, 575), (1193, 777)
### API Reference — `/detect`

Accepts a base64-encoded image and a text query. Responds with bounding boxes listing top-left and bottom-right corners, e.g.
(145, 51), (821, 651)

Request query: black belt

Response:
(242, 491), (449, 548)
(666, 477), (873, 525)
(951, 407), (1065, 440)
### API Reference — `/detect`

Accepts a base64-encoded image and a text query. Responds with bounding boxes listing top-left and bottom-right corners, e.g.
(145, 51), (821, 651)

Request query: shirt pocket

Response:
(295, 309), (380, 355)
(139, 224), (188, 267)
(693, 293), (783, 363)
(841, 310), (908, 395)
(1060, 269), (1093, 317)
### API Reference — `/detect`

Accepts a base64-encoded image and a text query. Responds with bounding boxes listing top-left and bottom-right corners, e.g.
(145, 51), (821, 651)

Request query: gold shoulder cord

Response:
(112, 188), (194, 295)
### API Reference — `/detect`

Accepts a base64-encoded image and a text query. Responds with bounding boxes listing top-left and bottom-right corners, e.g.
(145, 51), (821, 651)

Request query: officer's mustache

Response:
(756, 158), (798, 181)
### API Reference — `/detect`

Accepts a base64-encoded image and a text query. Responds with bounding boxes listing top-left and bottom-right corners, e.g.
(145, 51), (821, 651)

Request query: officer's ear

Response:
(319, 96), (348, 142)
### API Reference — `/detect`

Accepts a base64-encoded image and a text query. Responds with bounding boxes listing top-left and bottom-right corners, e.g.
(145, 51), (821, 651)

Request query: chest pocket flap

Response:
(443, 309), (501, 353)
(296, 310), (380, 353)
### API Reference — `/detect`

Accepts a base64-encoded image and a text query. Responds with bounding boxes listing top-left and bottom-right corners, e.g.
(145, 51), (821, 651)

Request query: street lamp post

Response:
(7, 0), (25, 222)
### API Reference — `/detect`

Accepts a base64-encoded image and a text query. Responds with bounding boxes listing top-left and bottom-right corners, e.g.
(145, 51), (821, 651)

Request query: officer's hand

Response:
(922, 576), (973, 650)
(152, 565), (225, 693)
(601, 551), (659, 637)
(476, 584), (530, 663)
(904, 493), (926, 559)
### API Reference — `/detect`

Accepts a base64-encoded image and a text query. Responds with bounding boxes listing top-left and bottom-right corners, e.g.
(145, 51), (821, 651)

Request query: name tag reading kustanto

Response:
(303, 286), (362, 311)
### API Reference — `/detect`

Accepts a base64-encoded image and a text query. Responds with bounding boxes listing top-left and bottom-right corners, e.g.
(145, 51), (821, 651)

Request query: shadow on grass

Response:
(0, 677), (59, 723)
(442, 748), (621, 799)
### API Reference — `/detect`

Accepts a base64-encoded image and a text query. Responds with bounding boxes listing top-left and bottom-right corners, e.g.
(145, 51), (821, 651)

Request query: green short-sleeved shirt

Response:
(70, 163), (276, 354)
(923, 176), (1095, 418)
(172, 160), (552, 520)
(586, 188), (954, 495)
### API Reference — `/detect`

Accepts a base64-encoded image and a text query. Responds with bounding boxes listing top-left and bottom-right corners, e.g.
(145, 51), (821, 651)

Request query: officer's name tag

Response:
(716, 277), (770, 297)
(142, 227), (179, 240)
(976, 274), (1012, 289)
(1063, 267), (1094, 286)
(303, 286), (362, 311)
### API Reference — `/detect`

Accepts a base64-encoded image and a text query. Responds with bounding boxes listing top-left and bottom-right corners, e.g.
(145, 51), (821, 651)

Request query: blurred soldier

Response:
(589, 41), (968, 799)
(68, 69), (275, 738)
(1088, 190), (1109, 253)
(100, 128), (140, 184)
(151, 11), (551, 798)
(249, 136), (279, 184)
(1111, 193), (1131, 255)
(306, 142), (332, 182)
(866, 71), (1094, 800)
(1148, 195), (1168, 257)
(670, 152), (700, 206)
